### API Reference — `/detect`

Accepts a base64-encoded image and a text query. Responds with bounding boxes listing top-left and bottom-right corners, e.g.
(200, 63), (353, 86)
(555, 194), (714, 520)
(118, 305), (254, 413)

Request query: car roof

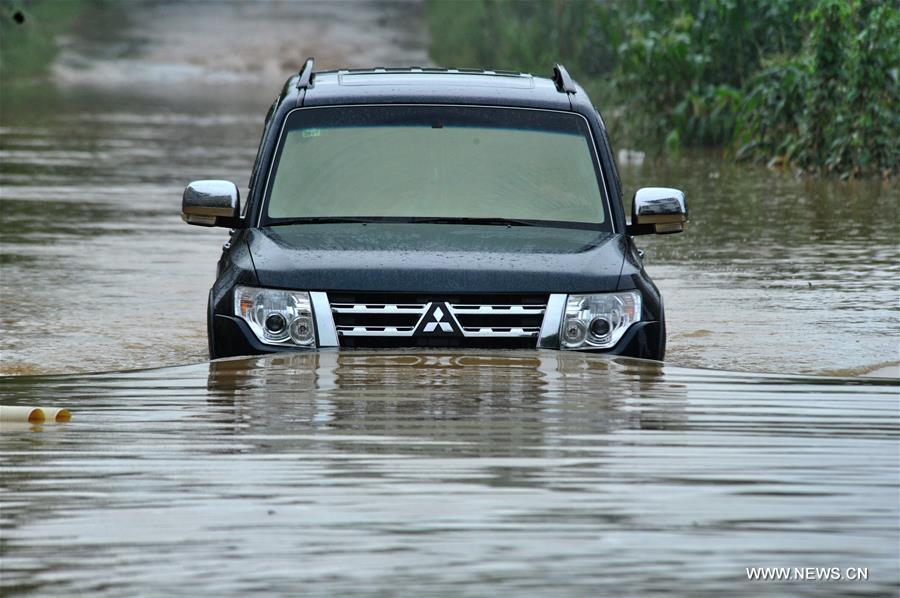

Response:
(295, 68), (578, 111)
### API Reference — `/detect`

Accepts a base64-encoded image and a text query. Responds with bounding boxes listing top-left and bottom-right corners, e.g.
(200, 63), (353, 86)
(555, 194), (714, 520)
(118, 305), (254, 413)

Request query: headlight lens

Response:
(234, 286), (316, 347)
(560, 291), (641, 350)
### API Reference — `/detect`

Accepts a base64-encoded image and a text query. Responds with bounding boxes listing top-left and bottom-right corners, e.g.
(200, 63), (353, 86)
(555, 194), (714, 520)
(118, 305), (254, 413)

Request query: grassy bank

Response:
(427, 0), (898, 178)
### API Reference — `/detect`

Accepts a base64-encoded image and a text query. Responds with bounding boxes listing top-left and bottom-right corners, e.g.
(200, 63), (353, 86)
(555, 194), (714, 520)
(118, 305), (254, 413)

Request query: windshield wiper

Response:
(265, 216), (387, 226)
(265, 216), (543, 227)
(408, 217), (541, 226)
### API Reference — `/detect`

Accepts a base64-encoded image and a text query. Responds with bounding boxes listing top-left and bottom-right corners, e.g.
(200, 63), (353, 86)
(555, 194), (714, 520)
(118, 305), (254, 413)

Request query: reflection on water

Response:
(1, 350), (897, 595)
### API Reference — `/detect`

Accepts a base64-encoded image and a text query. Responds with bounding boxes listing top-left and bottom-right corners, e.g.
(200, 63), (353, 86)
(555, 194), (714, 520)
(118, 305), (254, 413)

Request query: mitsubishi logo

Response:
(414, 302), (462, 336)
(424, 305), (453, 333)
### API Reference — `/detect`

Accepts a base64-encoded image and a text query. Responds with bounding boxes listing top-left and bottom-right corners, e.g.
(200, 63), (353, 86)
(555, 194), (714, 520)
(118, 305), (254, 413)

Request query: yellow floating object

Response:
(42, 408), (72, 422)
(0, 406), (71, 424)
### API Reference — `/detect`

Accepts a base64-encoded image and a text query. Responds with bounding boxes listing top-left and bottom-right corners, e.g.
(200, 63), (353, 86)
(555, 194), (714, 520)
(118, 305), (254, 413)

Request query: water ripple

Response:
(2, 351), (897, 596)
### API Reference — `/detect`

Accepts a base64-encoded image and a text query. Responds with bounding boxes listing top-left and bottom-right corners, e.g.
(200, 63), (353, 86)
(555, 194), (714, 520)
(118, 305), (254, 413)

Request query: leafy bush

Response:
(426, 0), (897, 178)
(614, 0), (804, 149)
(737, 1), (898, 177)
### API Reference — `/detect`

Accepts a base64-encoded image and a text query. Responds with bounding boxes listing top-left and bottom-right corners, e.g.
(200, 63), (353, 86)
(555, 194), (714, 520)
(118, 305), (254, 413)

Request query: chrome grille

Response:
(449, 303), (545, 337)
(330, 302), (425, 337)
(328, 294), (548, 347)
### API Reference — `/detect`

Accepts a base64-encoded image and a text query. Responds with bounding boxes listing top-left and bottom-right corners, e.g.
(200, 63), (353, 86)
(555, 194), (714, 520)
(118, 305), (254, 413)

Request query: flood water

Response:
(2, 351), (898, 595)
(1, 2), (899, 595)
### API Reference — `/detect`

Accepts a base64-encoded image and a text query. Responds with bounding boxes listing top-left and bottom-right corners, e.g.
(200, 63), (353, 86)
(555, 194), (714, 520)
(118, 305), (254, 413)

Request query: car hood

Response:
(246, 223), (626, 293)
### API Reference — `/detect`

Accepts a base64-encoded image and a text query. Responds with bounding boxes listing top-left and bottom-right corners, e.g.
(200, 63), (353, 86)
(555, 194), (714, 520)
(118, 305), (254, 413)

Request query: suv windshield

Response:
(263, 105), (609, 229)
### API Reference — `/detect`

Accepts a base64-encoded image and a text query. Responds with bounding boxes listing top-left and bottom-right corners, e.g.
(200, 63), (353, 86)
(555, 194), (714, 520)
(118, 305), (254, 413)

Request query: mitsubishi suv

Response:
(182, 58), (688, 360)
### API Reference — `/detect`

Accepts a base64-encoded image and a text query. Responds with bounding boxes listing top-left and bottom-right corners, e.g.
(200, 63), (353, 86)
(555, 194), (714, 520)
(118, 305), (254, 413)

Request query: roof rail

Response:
(552, 63), (576, 94)
(297, 56), (315, 90)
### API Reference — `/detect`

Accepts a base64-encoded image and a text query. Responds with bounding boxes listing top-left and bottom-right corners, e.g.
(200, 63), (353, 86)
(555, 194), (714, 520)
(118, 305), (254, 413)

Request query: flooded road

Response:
(0, 1), (897, 376)
(1, 351), (898, 595)
(1, 3), (898, 594)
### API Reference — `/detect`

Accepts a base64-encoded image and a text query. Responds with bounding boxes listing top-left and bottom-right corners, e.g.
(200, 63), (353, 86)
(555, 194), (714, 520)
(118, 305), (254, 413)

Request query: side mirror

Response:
(182, 180), (240, 227)
(627, 187), (687, 235)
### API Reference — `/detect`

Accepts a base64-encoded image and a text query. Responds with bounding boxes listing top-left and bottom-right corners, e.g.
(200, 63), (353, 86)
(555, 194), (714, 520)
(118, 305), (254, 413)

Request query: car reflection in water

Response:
(205, 350), (690, 453)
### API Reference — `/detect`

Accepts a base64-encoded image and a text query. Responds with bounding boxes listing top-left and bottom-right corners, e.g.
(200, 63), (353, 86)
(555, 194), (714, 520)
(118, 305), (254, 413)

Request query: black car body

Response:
(182, 59), (687, 360)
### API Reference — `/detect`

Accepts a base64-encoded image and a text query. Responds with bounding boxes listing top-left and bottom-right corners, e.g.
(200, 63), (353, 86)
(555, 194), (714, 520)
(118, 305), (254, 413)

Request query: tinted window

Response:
(264, 105), (609, 228)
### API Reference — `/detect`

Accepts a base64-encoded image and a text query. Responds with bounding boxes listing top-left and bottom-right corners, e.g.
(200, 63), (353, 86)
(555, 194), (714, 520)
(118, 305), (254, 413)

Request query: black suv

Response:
(182, 58), (687, 360)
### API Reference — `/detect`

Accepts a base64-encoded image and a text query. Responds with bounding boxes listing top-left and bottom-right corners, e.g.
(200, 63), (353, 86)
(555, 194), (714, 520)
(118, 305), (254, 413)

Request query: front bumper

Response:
(210, 313), (664, 361)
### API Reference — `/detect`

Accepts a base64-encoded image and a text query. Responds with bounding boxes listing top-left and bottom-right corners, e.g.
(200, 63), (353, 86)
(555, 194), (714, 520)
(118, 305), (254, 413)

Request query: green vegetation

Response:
(736, 1), (898, 177)
(0, 0), (93, 85)
(427, 0), (898, 178)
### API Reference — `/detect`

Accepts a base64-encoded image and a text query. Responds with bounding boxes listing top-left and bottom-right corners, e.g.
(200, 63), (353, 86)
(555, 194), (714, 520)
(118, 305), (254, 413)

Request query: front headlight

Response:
(234, 285), (316, 347)
(560, 291), (641, 350)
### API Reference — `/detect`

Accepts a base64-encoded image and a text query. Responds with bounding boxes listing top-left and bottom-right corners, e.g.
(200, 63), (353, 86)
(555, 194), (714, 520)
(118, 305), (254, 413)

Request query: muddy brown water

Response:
(1, 351), (899, 595)
(1, 1), (898, 595)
